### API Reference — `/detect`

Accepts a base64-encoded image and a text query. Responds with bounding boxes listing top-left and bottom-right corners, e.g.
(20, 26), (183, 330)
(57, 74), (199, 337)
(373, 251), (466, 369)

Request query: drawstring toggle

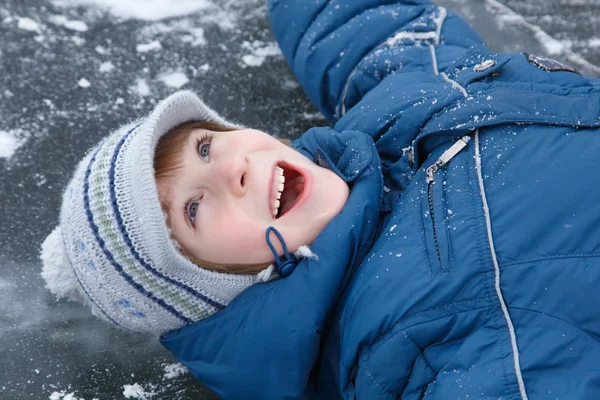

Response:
(265, 226), (298, 277)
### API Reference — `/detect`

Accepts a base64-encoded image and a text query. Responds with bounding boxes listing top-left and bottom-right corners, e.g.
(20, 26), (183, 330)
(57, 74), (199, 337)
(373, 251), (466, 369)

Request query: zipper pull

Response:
(425, 136), (471, 183)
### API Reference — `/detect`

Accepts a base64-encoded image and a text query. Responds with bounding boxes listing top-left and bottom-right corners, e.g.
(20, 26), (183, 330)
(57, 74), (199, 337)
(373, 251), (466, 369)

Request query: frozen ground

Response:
(0, 0), (598, 399)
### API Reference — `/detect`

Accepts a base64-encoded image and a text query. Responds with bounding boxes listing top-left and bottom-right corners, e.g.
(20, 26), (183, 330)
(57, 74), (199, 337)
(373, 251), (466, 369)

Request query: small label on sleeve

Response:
(525, 53), (580, 74)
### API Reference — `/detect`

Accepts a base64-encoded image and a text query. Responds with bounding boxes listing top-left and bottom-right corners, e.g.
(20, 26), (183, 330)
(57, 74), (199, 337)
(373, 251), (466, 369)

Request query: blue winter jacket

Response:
(161, 1), (600, 398)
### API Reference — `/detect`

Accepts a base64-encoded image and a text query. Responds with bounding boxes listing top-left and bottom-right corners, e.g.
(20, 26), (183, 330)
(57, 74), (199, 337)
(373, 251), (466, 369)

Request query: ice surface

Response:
(1, 0), (598, 399)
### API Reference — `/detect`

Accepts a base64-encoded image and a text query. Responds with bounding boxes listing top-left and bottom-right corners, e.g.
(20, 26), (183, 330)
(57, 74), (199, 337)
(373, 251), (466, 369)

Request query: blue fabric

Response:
(161, 1), (600, 398)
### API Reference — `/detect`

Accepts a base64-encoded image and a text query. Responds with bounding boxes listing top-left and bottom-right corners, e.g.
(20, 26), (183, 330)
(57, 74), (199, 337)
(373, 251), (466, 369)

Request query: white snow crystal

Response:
(48, 15), (88, 32)
(17, 17), (42, 32)
(51, 0), (214, 21)
(163, 363), (188, 379)
(49, 392), (82, 400)
(99, 61), (115, 72)
(136, 40), (162, 53)
(123, 383), (155, 399)
(133, 78), (151, 97)
(589, 38), (600, 48)
(0, 130), (25, 159)
(180, 27), (206, 46)
(240, 41), (281, 67)
(78, 78), (91, 88)
(157, 71), (189, 89)
(49, 392), (65, 400)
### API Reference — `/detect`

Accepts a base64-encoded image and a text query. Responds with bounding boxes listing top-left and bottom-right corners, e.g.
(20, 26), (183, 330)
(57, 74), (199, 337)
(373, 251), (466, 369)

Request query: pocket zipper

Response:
(425, 136), (471, 183)
(425, 136), (471, 265)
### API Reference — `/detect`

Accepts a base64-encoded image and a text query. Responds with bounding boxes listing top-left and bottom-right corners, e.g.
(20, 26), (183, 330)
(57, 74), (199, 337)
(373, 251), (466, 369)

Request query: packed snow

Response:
(0, 130), (25, 159)
(157, 71), (190, 89)
(51, 0), (215, 21)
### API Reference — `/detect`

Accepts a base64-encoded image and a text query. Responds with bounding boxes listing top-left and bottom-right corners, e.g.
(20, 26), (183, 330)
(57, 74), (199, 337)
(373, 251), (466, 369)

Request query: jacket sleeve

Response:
(268, 0), (484, 123)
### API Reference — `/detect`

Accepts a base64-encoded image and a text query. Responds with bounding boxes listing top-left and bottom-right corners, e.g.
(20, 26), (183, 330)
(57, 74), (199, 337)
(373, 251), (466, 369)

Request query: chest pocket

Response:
(420, 136), (471, 274)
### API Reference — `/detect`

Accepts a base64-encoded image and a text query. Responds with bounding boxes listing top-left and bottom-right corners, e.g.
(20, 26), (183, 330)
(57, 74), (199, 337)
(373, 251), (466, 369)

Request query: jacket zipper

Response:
(424, 136), (471, 265)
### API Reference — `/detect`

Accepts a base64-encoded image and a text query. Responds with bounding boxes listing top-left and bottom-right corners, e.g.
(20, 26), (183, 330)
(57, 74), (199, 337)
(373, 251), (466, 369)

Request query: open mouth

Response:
(271, 162), (305, 219)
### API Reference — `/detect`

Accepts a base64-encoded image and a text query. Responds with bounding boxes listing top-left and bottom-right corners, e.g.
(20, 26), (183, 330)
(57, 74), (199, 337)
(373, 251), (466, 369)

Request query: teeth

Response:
(297, 176), (304, 183)
(272, 166), (286, 217)
(272, 199), (280, 217)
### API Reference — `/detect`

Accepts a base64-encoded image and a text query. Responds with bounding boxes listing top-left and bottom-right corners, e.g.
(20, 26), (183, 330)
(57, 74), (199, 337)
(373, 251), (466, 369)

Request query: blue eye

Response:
(199, 143), (210, 161)
(197, 134), (212, 162)
(187, 201), (199, 225)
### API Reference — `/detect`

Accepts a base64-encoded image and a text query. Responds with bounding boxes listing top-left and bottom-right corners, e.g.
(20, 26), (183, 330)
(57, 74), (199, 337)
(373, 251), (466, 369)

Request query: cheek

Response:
(201, 209), (272, 262)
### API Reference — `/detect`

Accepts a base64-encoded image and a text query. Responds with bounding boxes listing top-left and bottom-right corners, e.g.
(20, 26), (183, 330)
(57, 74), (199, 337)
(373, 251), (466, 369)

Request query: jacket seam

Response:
(469, 77), (600, 96)
(361, 360), (402, 399)
(502, 253), (600, 268)
(465, 124), (513, 399)
(339, 5), (445, 116)
(356, 299), (493, 365)
(361, 330), (437, 399)
(354, 302), (495, 394)
(508, 307), (600, 345)
(475, 130), (528, 399)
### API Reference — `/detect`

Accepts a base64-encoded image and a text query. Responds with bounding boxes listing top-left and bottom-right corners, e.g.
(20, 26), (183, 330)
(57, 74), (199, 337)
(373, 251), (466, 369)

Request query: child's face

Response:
(157, 128), (349, 271)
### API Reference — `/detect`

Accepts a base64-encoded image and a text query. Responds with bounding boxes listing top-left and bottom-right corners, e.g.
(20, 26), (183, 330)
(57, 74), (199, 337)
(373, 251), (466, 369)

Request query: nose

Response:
(216, 154), (249, 197)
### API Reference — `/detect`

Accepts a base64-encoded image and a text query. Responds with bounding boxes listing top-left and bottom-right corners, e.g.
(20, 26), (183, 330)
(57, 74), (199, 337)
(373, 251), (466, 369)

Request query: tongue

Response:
(279, 178), (304, 217)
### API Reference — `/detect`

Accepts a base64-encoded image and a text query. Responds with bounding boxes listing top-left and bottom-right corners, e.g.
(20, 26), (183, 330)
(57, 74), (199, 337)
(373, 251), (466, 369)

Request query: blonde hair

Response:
(154, 121), (288, 274)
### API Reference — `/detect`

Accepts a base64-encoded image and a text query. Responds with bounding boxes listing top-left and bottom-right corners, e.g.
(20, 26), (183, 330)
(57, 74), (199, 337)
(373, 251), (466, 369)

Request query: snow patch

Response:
(123, 383), (155, 399)
(157, 71), (189, 89)
(163, 363), (187, 379)
(77, 78), (91, 88)
(48, 15), (88, 32)
(240, 41), (281, 67)
(180, 27), (206, 46)
(133, 78), (151, 97)
(589, 38), (600, 48)
(136, 40), (162, 53)
(49, 392), (88, 400)
(51, 0), (214, 21)
(17, 17), (42, 32)
(99, 61), (115, 73)
(0, 130), (26, 159)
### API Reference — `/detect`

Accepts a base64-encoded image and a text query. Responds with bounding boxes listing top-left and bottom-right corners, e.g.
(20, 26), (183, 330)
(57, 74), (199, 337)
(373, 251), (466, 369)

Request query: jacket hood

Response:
(160, 127), (383, 399)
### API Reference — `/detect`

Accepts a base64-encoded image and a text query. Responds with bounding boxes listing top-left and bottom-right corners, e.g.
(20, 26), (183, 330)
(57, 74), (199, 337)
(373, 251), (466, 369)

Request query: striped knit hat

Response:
(40, 91), (274, 334)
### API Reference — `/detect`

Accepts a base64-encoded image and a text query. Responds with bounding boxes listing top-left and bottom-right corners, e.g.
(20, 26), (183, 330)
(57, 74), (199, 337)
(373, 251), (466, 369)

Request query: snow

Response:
(133, 78), (151, 97)
(51, 0), (215, 21)
(17, 17), (42, 32)
(48, 15), (88, 32)
(77, 78), (91, 88)
(180, 27), (206, 46)
(241, 41), (281, 67)
(162, 363), (187, 379)
(136, 40), (162, 53)
(157, 71), (189, 89)
(99, 61), (115, 73)
(48, 392), (90, 400)
(123, 383), (155, 399)
(0, 130), (25, 159)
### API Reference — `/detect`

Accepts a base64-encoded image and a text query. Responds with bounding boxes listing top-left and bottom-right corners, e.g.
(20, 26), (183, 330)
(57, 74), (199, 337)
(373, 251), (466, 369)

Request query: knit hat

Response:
(40, 91), (275, 334)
